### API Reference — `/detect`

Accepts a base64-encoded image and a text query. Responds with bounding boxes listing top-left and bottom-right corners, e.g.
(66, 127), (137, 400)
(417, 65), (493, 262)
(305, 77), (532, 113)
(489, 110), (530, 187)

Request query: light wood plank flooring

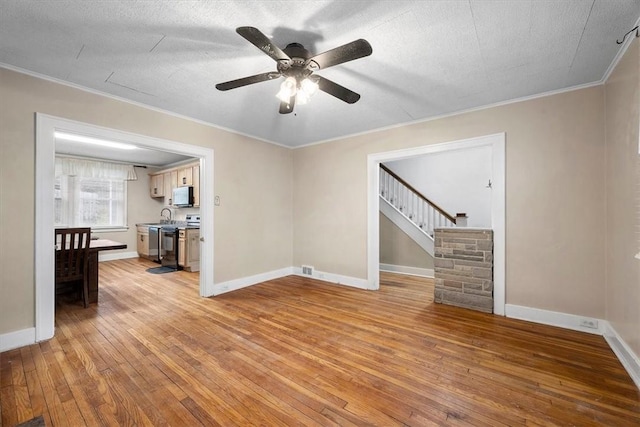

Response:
(1, 258), (639, 426)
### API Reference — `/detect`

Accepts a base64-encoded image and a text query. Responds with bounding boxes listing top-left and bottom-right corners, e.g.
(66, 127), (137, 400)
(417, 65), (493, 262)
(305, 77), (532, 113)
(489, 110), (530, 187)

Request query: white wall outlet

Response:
(214, 196), (221, 206)
(302, 265), (314, 275)
(579, 319), (599, 329)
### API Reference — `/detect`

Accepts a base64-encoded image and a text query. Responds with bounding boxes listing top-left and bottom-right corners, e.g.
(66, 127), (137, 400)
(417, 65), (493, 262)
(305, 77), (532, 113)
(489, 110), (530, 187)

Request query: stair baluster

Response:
(379, 164), (457, 239)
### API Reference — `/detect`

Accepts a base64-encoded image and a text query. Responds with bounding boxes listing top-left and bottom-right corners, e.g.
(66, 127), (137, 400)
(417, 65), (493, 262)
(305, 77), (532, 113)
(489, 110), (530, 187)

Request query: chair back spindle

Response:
(55, 227), (91, 307)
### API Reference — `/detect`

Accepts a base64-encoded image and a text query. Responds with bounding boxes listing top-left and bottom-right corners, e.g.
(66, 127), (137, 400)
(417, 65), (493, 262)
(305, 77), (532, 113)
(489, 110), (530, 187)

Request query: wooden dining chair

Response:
(55, 227), (91, 308)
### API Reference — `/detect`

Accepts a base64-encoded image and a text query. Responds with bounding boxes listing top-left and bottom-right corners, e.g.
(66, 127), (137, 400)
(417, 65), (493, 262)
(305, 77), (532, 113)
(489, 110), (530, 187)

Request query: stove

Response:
(185, 214), (201, 228)
(159, 214), (200, 269)
(160, 214), (200, 231)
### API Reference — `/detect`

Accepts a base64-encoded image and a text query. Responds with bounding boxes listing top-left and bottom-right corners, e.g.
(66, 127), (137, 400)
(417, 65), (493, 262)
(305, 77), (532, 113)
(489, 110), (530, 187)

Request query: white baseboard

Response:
(0, 327), (36, 352)
(213, 267), (295, 295)
(505, 305), (640, 390)
(505, 304), (603, 335)
(292, 267), (372, 290)
(380, 263), (434, 278)
(98, 251), (139, 262)
(213, 266), (372, 296)
(603, 321), (640, 390)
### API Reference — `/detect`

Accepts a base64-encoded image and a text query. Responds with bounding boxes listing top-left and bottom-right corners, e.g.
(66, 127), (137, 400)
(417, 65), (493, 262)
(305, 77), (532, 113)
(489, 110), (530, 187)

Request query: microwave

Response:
(172, 186), (194, 207)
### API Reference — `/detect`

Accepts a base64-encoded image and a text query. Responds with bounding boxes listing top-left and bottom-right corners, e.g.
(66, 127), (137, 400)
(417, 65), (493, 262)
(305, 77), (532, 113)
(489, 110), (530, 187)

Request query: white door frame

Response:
(367, 133), (506, 315)
(35, 113), (215, 341)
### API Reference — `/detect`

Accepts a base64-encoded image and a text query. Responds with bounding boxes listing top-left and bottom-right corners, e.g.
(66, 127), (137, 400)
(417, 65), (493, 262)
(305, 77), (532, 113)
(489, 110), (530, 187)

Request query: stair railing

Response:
(379, 164), (456, 236)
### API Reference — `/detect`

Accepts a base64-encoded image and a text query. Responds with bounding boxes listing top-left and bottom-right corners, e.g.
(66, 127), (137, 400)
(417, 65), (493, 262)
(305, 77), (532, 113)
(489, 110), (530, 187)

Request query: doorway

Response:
(35, 114), (215, 341)
(367, 133), (506, 315)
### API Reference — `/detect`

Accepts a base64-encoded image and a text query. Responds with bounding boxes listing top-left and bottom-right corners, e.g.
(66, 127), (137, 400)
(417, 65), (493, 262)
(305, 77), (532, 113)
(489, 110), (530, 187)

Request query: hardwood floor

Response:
(1, 259), (639, 426)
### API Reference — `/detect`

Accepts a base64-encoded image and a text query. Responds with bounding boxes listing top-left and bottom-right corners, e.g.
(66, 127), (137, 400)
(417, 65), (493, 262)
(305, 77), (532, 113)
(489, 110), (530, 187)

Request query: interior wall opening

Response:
(35, 114), (215, 342)
(367, 133), (505, 314)
(378, 145), (494, 301)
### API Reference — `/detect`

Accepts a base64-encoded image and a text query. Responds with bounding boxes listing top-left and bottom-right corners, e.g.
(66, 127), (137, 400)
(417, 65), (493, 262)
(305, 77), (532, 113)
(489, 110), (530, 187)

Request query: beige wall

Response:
(0, 61), (622, 340)
(379, 213), (433, 269)
(604, 38), (640, 357)
(293, 86), (606, 318)
(0, 68), (293, 334)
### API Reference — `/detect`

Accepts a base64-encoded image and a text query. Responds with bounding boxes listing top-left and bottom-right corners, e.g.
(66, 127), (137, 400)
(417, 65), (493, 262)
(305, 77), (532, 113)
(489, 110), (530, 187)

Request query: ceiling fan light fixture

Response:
(219, 27), (372, 113)
(276, 76), (297, 102)
(300, 77), (319, 97)
(295, 77), (320, 105)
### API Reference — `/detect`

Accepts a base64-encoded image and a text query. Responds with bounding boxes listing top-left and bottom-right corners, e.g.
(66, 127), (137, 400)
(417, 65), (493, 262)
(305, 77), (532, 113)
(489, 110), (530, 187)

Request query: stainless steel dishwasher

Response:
(148, 226), (161, 263)
(160, 225), (180, 270)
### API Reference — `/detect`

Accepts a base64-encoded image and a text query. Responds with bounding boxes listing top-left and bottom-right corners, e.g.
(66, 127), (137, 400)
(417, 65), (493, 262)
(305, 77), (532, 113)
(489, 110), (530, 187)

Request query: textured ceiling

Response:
(1, 1), (639, 148)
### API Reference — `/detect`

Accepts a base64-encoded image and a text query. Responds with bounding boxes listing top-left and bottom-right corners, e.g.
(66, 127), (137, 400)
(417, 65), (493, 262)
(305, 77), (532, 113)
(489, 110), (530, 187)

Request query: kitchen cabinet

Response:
(192, 164), (200, 207)
(178, 167), (193, 187)
(149, 173), (164, 198)
(136, 225), (150, 258)
(178, 231), (185, 267)
(178, 228), (200, 272)
(149, 161), (200, 206)
(163, 170), (178, 206)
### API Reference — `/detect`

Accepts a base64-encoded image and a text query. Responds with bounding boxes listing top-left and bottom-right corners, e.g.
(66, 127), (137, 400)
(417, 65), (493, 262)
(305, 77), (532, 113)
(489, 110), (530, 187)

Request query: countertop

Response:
(135, 222), (199, 229)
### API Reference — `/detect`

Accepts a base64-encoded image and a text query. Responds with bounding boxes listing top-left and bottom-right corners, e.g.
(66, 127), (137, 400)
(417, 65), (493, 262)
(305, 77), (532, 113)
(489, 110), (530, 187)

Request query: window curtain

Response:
(54, 157), (135, 228)
(55, 157), (138, 180)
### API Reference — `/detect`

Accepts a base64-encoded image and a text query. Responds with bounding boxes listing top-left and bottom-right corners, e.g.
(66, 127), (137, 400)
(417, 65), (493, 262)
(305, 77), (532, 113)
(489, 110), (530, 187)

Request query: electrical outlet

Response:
(580, 319), (598, 329)
(214, 196), (221, 206)
(302, 265), (314, 275)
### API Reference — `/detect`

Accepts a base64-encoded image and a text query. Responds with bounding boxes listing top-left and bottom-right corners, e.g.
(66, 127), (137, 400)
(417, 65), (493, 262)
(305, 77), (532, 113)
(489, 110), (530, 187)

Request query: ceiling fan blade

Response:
(316, 76), (361, 104)
(236, 26), (291, 63)
(309, 39), (372, 70)
(215, 72), (280, 91)
(279, 96), (295, 114)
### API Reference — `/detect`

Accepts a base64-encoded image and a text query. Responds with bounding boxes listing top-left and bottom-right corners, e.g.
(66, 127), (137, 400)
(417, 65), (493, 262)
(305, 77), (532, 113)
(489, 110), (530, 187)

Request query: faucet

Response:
(160, 208), (172, 223)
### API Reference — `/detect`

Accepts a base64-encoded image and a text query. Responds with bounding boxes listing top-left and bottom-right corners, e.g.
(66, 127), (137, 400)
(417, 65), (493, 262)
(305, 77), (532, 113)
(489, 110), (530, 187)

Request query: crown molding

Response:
(0, 63), (288, 149)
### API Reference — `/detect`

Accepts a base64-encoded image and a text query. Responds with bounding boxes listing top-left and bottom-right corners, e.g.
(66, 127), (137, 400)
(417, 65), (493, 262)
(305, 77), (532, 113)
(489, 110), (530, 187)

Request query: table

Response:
(56, 238), (126, 304)
(86, 239), (127, 303)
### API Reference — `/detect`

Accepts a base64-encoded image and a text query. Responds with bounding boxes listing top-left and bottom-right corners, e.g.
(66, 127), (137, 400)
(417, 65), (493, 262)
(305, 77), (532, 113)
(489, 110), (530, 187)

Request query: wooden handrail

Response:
(380, 164), (457, 224)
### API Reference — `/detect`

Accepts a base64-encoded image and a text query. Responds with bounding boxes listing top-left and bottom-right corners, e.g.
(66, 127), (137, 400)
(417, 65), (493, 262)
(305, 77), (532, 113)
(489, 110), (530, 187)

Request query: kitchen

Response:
(137, 161), (202, 273)
(54, 131), (203, 280)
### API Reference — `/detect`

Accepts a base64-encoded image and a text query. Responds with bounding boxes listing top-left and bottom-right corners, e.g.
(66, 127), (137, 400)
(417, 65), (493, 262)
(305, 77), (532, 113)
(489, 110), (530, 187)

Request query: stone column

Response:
(434, 228), (493, 313)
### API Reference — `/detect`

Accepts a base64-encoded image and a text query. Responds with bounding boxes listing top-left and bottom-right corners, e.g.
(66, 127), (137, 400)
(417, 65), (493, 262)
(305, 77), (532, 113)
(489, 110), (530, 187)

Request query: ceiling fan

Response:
(215, 27), (372, 114)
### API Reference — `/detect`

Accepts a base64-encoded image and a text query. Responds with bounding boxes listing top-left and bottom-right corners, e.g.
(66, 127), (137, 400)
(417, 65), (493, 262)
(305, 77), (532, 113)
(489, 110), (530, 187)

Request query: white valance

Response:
(55, 157), (137, 181)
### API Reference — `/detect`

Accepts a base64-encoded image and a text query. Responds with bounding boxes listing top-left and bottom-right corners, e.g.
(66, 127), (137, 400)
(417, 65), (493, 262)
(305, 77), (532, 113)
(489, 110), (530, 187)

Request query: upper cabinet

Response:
(163, 170), (178, 206)
(150, 161), (200, 207)
(192, 165), (200, 207)
(149, 173), (164, 198)
(178, 167), (193, 187)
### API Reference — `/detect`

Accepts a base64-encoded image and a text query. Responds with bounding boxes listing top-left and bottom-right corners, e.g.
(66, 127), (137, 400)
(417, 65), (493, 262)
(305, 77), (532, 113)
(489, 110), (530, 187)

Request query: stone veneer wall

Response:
(434, 228), (493, 313)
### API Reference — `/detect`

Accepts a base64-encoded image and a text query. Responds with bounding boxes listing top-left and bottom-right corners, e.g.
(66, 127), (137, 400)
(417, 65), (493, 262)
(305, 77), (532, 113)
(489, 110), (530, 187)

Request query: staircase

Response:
(379, 164), (457, 256)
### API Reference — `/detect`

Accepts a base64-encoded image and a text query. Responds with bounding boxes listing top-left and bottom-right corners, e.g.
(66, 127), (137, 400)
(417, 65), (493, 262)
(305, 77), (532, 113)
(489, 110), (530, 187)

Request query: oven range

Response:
(148, 214), (200, 270)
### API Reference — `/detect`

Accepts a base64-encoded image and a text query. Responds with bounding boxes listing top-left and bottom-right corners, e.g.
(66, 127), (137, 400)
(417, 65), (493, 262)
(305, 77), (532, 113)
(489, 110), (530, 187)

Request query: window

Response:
(55, 175), (127, 229)
(54, 157), (136, 230)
